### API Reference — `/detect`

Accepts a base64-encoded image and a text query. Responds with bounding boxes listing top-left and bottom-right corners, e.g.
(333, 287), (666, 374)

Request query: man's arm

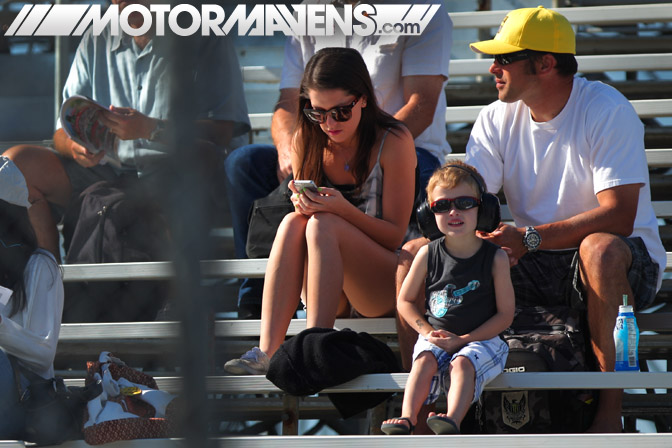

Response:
(480, 184), (641, 262)
(101, 107), (234, 148)
(394, 75), (446, 139)
(271, 88), (299, 182)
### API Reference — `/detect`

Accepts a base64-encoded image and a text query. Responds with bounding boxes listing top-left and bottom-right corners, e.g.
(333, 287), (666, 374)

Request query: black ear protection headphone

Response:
(416, 164), (501, 240)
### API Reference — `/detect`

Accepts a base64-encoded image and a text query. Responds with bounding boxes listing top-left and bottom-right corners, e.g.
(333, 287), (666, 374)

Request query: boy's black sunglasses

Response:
(494, 51), (530, 66)
(430, 196), (481, 214)
(303, 98), (359, 124)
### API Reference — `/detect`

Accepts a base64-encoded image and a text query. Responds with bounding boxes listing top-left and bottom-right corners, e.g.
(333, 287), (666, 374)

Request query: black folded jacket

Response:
(266, 327), (401, 419)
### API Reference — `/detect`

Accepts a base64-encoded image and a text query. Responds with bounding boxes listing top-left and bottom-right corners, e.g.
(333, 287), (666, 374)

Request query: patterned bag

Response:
(477, 306), (596, 433)
(83, 353), (179, 445)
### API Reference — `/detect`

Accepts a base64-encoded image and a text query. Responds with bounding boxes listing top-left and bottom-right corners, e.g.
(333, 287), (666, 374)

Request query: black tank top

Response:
(425, 238), (500, 335)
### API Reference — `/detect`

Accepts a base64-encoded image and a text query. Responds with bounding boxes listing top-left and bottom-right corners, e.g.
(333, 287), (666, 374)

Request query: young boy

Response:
(381, 161), (515, 435)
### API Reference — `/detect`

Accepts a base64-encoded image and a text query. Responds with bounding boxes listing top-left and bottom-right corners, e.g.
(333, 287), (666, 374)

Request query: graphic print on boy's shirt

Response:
(429, 280), (480, 317)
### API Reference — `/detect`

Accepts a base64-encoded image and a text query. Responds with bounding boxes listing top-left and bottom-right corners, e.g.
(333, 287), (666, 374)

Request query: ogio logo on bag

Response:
(503, 366), (526, 373)
(501, 391), (529, 430)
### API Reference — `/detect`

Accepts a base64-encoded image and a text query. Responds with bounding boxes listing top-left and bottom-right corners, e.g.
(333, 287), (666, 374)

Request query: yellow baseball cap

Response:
(470, 6), (575, 55)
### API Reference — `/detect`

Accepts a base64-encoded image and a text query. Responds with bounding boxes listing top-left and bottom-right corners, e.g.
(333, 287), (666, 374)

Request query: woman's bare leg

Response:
(259, 212), (309, 357)
(304, 213), (396, 328)
(4, 145), (72, 260)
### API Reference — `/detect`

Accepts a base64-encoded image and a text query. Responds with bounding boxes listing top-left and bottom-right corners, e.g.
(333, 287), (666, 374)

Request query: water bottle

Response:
(613, 295), (640, 371)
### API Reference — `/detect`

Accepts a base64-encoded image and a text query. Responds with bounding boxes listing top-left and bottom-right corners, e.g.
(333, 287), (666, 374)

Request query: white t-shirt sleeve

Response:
(401, 6), (451, 78)
(466, 105), (505, 194)
(586, 100), (647, 194)
(279, 36), (305, 90)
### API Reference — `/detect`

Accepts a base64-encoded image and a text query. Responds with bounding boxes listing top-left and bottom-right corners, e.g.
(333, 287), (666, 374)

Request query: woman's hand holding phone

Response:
(290, 180), (350, 217)
(293, 180), (319, 193)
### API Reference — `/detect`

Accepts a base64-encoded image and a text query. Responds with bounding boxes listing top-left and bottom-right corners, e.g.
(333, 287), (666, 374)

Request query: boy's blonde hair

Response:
(426, 160), (485, 203)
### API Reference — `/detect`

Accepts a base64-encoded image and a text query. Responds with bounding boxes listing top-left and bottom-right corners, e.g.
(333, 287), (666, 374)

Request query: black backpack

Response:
(475, 306), (596, 433)
(61, 178), (171, 322)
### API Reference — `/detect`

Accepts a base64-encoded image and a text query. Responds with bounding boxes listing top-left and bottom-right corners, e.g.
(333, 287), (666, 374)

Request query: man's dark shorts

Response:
(61, 156), (120, 196)
(510, 236), (659, 311)
(45, 155), (124, 224)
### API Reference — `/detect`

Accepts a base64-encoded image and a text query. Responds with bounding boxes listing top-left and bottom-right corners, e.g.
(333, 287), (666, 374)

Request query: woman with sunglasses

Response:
(381, 161), (514, 435)
(0, 156), (64, 438)
(225, 47), (416, 375)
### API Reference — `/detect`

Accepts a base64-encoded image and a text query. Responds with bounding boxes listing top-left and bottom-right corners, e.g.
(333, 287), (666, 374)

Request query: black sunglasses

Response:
(430, 196), (480, 214)
(303, 98), (359, 124)
(494, 51), (530, 66)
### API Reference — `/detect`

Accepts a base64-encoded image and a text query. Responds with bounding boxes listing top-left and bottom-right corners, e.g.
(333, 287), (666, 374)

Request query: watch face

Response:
(526, 230), (541, 249)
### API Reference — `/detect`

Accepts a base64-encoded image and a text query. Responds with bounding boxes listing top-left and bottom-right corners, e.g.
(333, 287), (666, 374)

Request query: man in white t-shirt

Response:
(399, 6), (665, 433)
(225, 0), (453, 318)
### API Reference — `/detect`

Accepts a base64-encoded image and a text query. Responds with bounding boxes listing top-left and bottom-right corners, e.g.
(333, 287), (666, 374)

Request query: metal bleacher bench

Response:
(50, 2), (672, 440)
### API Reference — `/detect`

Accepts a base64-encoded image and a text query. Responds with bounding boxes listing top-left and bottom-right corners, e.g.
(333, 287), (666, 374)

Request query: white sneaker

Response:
(224, 347), (270, 375)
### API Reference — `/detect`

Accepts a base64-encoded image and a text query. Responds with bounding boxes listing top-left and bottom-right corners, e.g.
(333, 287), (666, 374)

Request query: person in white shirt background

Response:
(0, 156), (64, 439)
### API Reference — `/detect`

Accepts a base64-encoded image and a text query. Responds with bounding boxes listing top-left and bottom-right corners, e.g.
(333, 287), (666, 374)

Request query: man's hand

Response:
(53, 128), (106, 167)
(276, 143), (293, 182)
(271, 88), (299, 182)
(100, 106), (155, 141)
(478, 223), (525, 266)
(71, 141), (106, 167)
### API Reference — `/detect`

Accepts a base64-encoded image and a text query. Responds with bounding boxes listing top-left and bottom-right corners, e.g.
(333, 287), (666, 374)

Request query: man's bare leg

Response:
(579, 233), (633, 433)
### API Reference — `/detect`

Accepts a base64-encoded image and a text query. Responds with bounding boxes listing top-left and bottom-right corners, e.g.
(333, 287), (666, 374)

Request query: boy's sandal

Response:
(381, 417), (415, 435)
(426, 415), (460, 435)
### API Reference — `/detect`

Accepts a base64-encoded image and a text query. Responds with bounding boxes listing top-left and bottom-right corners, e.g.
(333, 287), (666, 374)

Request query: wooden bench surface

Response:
(35, 433), (672, 448)
(59, 250), (672, 282)
(448, 4), (672, 28)
(248, 98), (672, 131)
(217, 434), (672, 448)
(243, 53), (672, 82)
(62, 371), (672, 395)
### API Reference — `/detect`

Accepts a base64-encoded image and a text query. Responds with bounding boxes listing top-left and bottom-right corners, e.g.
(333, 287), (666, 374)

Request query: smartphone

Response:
(294, 180), (319, 193)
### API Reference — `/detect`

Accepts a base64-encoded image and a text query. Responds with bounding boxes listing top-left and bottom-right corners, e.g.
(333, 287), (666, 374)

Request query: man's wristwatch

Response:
(522, 226), (542, 252)
(149, 119), (166, 142)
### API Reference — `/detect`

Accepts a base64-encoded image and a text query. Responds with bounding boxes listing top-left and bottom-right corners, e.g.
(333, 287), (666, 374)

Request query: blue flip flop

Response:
(426, 415), (460, 435)
(381, 417), (414, 435)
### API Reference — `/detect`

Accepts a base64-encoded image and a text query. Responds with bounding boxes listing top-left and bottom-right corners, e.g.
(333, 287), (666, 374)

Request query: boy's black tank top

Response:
(425, 238), (499, 336)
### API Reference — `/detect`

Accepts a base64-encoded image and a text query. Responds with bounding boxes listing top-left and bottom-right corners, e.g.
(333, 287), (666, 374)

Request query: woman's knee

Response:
(3, 145), (70, 205)
(277, 212), (309, 237)
(304, 212), (343, 244)
(400, 237), (428, 261)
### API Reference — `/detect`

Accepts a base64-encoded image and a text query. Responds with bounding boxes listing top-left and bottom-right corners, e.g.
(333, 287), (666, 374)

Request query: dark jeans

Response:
(224, 143), (441, 314)
(0, 349), (27, 439)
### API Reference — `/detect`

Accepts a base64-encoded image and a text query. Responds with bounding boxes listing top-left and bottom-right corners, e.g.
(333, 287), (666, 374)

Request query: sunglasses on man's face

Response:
(303, 98), (359, 124)
(494, 51), (530, 66)
(430, 196), (481, 214)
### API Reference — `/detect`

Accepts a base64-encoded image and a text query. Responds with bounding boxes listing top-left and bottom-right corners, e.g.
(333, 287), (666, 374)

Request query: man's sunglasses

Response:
(303, 98), (359, 124)
(494, 51), (530, 66)
(430, 196), (481, 214)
